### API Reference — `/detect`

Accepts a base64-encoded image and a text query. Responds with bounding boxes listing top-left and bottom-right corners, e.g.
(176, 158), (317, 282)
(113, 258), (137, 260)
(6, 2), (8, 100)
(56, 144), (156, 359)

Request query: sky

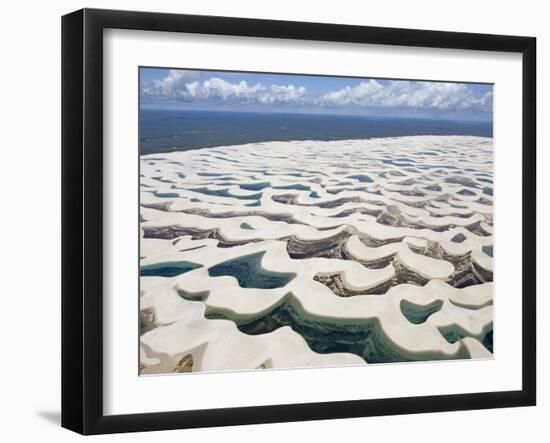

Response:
(140, 67), (493, 121)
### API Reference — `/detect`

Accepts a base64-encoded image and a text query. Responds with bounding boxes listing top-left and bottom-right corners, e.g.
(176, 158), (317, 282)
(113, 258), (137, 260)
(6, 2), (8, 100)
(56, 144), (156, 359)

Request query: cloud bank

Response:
(142, 70), (492, 114)
(319, 80), (493, 112)
(143, 70), (306, 105)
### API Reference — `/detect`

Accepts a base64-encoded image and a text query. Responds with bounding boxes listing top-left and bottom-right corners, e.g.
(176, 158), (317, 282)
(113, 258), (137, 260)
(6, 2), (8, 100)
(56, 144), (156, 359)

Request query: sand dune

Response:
(139, 136), (494, 375)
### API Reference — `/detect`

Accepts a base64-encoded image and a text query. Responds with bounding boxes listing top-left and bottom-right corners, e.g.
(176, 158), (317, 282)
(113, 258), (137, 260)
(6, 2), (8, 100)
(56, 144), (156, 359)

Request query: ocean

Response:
(139, 109), (493, 155)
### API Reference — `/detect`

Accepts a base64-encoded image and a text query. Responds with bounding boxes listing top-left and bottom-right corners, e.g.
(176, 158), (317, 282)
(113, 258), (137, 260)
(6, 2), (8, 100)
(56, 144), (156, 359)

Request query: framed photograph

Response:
(61, 8), (536, 435)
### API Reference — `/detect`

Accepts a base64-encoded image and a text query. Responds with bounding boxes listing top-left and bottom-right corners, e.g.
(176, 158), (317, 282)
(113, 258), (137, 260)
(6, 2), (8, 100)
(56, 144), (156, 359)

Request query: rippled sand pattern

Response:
(139, 136), (494, 374)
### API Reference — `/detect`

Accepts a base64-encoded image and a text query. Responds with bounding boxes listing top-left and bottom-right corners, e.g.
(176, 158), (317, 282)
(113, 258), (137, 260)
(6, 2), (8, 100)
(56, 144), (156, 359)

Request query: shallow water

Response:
(140, 261), (203, 277)
(208, 251), (297, 289)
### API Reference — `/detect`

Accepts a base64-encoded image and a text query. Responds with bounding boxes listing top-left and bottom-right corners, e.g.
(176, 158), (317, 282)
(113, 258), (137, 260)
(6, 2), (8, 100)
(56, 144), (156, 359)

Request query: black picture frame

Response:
(61, 8), (537, 435)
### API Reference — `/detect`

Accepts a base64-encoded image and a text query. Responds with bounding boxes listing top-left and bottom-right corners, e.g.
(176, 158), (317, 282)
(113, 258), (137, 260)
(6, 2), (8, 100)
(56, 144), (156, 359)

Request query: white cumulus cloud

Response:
(143, 72), (306, 105)
(142, 69), (200, 98)
(318, 80), (492, 113)
(142, 70), (492, 114)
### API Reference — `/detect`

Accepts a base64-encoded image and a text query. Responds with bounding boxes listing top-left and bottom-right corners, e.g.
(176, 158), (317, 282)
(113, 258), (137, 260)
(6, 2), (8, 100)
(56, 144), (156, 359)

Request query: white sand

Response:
(139, 136), (494, 374)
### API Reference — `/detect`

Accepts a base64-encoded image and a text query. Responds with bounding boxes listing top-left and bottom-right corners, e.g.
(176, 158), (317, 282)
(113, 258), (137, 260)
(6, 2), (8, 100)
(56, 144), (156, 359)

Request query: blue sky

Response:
(140, 67), (493, 121)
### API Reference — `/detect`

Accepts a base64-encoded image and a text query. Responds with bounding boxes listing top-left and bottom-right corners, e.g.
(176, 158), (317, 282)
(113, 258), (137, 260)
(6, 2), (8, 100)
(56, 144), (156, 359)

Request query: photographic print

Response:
(138, 67), (494, 375)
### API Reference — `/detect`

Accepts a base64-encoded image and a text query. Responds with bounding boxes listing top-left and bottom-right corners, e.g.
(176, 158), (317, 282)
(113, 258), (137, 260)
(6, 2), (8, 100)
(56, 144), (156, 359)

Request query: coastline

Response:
(140, 134), (494, 157)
